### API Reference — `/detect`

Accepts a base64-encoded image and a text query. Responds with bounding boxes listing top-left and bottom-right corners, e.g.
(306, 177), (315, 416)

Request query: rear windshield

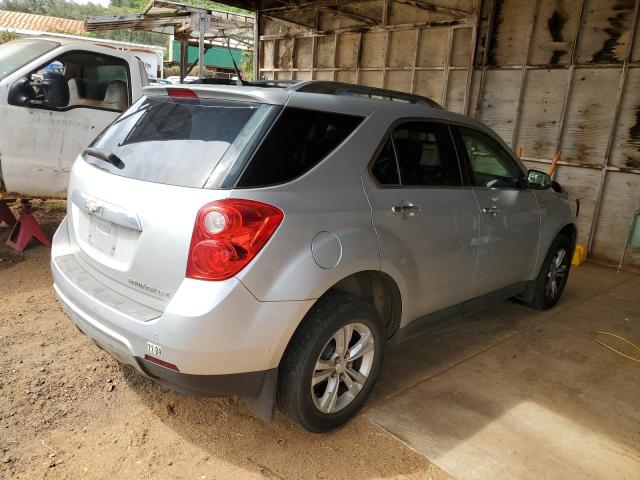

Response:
(0, 39), (59, 80)
(85, 95), (278, 188)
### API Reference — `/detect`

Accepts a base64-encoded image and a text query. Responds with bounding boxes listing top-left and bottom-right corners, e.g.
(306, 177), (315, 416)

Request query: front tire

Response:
(524, 233), (573, 310)
(277, 293), (385, 432)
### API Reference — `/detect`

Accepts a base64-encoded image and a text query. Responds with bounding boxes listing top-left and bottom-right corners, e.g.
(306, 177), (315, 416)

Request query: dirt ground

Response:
(0, 201), (452, 480)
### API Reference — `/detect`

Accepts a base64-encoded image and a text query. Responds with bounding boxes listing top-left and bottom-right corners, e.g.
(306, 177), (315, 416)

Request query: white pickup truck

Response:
(0, 37), (148, 198)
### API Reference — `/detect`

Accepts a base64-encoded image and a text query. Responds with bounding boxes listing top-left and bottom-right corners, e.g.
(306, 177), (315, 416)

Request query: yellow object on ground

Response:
(572, 244), (587, 265)
(592, 331), (640, 364)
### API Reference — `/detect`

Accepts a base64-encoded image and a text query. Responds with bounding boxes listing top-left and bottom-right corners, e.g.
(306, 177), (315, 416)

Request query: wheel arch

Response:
(276, 270), (403, 369)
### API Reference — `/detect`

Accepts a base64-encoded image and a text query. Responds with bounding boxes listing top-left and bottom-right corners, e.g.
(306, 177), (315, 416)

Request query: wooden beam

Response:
(552, 0), (587, 179)
(259, 17), (471, 39)
(393, 0), (472, 19)
(253, 10), (260, 80)
(441, 26), (453, 106)
(262, 13), (313, 30)
(510, 0), (538, 148)
(587, 0), (640, 254)
(463, 14), (479, 115)
(474, 0), (496, 119)
(323, 6), (380, 26)
(264, 0), (366, 15)
(410, 27), (421, 93)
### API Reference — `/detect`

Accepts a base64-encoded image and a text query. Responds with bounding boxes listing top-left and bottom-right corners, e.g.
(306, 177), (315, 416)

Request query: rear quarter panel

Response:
(231, 110), (393, 302)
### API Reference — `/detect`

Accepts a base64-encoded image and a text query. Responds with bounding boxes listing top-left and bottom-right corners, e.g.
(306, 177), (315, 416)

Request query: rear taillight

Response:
(186, 199), (284, 281)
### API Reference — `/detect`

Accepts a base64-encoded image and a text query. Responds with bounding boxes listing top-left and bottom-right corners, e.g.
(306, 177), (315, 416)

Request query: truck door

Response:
(0, 50), (132, 197)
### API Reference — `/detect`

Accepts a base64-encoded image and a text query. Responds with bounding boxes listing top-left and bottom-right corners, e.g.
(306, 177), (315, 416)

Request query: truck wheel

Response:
(524, 234), (572, 310)
(277, 293), (384, 432)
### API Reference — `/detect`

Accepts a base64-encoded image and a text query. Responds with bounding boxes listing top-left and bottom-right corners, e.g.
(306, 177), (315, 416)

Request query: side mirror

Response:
(7, 76), (35, 106)
(527, 169), (551, 189)
(41, 71), (69, 108)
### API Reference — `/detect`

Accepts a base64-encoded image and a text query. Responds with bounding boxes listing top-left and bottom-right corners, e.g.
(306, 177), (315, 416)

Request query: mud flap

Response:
(244, 368), (278, 421)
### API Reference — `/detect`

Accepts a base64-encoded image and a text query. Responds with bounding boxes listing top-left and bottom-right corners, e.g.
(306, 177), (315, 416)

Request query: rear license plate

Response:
(146, 342), (163, 357)
(88, 217), (117, 255)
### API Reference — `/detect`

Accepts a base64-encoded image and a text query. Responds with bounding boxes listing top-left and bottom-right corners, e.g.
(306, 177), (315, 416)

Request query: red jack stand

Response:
(0, 200), (17, 227)
(5, 201), (51, 252)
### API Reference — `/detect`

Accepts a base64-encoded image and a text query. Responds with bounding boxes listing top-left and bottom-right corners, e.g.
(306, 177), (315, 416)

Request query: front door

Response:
(454, 126), (540, 296)
(364, 121), (479, 323)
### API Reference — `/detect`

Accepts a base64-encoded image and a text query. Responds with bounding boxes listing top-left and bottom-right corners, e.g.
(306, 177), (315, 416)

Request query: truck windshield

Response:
(85, 94), (280, 188)
(0, 39), (59, 80)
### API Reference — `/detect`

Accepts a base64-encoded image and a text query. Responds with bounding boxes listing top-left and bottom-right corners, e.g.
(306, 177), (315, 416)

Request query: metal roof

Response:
(0, 9), (86, 36)
(85, 0), (253, 49)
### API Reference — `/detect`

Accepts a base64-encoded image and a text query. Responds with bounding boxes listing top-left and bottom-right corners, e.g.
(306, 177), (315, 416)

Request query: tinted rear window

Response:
(237, 107), (364, 187)
(85, 95), (278, 188)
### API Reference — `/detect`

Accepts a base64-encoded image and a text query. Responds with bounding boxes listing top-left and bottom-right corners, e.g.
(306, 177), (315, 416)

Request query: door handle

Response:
(481, 206), (499, 216)
(392, 204), (421, 215)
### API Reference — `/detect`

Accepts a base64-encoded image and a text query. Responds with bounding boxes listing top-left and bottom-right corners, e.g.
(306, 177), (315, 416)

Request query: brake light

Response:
(167, 87), (198, 99)
(186, 199), (284, 281)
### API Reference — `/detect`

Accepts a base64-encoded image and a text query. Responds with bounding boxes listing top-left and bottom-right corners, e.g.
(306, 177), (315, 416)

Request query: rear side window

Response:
(237, 107), (363, 188)
(392, 122), (461, 186)
(370, 121), (461, 187)
(86, 95), (278, 188)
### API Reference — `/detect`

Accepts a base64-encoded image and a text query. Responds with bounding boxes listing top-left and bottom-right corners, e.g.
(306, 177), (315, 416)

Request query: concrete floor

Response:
(365, 263), (640, 480)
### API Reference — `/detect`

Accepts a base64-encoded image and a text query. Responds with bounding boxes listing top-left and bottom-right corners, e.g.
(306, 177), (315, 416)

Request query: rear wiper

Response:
(82, 148), (125, 169)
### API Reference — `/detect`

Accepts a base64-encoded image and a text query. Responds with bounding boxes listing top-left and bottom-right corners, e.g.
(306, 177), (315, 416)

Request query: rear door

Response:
(363, 121), (479, 322)
(453, 126), (540, 295)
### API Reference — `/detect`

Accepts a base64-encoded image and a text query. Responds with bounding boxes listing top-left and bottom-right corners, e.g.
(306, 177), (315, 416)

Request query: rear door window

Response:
(237, 107), (364, 188)
(85, 95), (279, 188)
(392, 122), (462, 187)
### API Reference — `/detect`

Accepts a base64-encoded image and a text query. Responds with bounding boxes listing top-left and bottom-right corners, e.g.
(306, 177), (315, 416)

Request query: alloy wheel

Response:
(546, 247), (569, 300)
(311, 322), (375, 414)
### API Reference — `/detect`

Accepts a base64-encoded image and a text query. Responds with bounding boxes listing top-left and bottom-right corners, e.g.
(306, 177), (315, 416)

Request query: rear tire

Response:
(277, 292), (385, 432)
(523, 234), (572, 310)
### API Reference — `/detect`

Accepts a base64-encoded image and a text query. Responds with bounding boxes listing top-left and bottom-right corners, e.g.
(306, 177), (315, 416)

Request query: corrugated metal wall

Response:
(255, 0), (640, 268)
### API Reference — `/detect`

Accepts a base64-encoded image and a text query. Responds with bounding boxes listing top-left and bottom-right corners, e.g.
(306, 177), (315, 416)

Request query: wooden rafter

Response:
(263, 13), (314, 30)
(323, 5), (380, 27)
(392, 0), (471, 19)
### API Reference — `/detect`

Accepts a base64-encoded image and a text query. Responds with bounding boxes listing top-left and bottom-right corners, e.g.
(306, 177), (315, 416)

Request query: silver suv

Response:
(52, 81), (576, 432)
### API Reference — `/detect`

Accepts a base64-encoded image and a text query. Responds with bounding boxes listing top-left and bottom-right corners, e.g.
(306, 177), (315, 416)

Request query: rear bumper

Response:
(55, 282), (271, 397)
(51, 217), (314, 394)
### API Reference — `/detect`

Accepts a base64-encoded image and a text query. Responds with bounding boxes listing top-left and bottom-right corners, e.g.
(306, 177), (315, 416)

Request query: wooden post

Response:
(197, 12), (206, 79)
(410, 28), (421, 93)
(474, 0), (496, 119)
(587, 0), (639, 254)
(441, 26), (454, 106)
(253, 11), (260, 81)
(552, 0), (586, 179)
(464, 21), (478, 115)
(510, 0), (538, 148)
(179, 39), (188, 83)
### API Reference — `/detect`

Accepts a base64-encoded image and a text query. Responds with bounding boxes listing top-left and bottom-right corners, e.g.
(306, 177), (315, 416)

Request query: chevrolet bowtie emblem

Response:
(85, 199), (102, 215)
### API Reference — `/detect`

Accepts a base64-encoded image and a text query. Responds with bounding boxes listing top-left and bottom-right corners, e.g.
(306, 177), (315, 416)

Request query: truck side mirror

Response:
(41, 71), (69, 108)
(8, 76), (36, 107)
(527, 169), (551, 190)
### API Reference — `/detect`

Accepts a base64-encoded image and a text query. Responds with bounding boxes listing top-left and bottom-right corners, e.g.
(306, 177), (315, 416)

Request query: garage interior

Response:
(219, 0), (640, 270)
(0, 1), (638, 479)
(204, 0), (640, 478)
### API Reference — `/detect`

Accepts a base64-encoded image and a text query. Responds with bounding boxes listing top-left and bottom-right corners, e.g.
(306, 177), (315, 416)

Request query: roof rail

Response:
(289, 81), (442, 108)
(249, 79), (301, 88)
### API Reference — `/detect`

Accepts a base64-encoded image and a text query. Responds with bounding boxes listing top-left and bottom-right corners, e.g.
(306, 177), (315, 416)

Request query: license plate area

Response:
(88, 217), (117, 256)
(146, 342), (163, 357)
